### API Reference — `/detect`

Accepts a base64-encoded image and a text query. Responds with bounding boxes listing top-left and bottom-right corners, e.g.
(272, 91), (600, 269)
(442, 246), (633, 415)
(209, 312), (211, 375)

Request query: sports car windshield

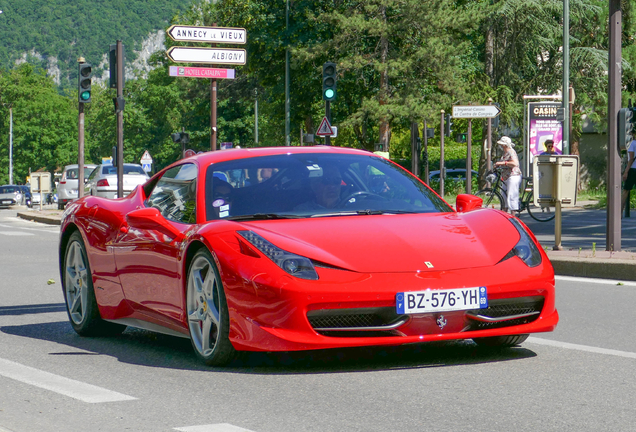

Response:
(205, 153), (451, 221)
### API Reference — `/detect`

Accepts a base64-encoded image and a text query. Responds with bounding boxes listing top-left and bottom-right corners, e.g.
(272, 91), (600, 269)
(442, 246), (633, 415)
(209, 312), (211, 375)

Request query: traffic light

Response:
(618, 107), (633, 150)
(456, 133), (467, 143)
(78, 62), (92, 104)
(322, 62), (337, 101)
(444, 114), (453, 137)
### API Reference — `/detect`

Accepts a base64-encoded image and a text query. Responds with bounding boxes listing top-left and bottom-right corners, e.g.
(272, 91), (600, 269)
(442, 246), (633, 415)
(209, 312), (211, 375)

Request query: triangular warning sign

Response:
(315, 117), (334, 136)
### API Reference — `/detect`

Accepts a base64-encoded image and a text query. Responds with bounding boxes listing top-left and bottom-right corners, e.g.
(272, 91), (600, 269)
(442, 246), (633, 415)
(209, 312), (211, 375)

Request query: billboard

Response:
(527, 102), (563, 156)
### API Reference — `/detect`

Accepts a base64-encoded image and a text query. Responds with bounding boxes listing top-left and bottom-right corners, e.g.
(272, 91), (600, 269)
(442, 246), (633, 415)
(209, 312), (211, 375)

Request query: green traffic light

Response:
(80, 91), (91, 101)
(324, 89), (334, 99)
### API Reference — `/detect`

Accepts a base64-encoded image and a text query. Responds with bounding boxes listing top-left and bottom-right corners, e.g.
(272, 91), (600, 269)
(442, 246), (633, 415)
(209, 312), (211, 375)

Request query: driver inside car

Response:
(295, 164), (343, 211)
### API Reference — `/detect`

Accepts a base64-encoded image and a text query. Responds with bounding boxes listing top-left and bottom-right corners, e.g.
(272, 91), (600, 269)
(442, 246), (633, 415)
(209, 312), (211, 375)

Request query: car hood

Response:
(0, 193), (16, 199)
(238, 210), (520, 273)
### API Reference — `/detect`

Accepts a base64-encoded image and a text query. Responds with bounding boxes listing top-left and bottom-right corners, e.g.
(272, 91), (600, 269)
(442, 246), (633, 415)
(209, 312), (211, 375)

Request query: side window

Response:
(147, 163), (198, 224)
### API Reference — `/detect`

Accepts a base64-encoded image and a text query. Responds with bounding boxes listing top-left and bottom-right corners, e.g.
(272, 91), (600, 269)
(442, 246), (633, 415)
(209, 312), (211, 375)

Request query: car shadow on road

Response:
(2, 319), (537, 374)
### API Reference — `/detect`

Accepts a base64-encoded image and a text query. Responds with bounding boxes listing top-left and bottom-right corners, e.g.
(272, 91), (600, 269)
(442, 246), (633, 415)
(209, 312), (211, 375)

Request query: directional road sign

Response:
(452, 105), (501, 119)
(316, 117), (334, 136)
(169, 66), (235, 79)
(166, 47), (247, 65)
(167, 25), (247, 44)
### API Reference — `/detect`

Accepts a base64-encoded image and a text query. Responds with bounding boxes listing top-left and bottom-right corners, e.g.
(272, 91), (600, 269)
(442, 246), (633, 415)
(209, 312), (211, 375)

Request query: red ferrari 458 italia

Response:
(59, 146), (558, 365)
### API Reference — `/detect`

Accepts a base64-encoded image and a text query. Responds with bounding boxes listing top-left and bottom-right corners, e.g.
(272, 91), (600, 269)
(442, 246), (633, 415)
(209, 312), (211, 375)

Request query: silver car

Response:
(0, 185), (21, 208)
(57, 164), (97, 209)
(85, 163), (149, 199)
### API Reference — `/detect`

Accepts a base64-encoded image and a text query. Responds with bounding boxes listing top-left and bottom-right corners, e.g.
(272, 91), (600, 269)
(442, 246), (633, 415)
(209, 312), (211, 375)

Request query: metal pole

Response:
(466, 119), (472, 194)
(562, 0), (570, 155)
(285, 0), (290, 146)
(116, 40), (124, 199)
(487, 98), (493, 173)
(211, 79), (217, 150)
(211, 23), (218, 151)
(423, 120), (429, 184)
(607, 0), (622, 251)
(411, 122), (417, 175)
(9, 107), (13, 185)
(325, 101), (331, 146)
(255, 88), (259, 144)
(78, 103), (85, 198)
(440, 110), (445, 197)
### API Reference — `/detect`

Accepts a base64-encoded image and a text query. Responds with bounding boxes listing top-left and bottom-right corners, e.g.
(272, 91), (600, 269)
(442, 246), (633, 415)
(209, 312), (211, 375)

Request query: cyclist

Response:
(494, 136), (522, 215)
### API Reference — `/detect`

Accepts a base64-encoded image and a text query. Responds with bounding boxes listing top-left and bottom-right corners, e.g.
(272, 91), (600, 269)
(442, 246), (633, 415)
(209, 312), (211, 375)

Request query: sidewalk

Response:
(16, 201), (636, 282)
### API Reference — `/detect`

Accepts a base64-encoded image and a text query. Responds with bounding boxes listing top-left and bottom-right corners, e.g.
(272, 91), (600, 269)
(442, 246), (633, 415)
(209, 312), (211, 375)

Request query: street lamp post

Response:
(9, 107), (13, 185)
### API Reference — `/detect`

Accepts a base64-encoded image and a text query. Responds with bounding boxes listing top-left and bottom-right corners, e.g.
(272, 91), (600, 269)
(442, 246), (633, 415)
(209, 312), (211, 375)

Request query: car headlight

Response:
(237, 230), (319, 280)
(500, 218), (542, 267)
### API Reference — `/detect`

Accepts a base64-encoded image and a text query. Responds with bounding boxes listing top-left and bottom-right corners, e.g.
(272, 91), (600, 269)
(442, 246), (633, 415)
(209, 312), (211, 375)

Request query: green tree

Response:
(0, 64), (78, 184)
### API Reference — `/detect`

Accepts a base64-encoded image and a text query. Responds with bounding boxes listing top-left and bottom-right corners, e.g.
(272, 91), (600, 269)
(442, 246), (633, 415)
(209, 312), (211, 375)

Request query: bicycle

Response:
(475, 168), (555, 222)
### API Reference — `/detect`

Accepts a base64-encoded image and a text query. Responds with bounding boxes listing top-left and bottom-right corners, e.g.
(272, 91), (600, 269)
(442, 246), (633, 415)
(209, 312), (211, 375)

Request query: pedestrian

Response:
(540, 139), (557, 155)
(622, 138), (636, 213)
(494, 136), (522, 215)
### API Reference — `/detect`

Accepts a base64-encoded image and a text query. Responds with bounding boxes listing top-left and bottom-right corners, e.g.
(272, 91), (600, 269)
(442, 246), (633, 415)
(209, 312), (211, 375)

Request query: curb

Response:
(548, 255), (636, 281)
(16, 212), (62, 226)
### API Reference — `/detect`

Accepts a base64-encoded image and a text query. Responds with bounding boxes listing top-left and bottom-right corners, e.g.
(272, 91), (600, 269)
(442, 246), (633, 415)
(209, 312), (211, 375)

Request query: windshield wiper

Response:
(226, 213), (300, 221)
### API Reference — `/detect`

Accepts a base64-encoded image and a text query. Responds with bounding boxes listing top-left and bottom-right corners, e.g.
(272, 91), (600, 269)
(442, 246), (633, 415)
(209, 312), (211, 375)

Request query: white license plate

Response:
(396, 287), (487, 314)
(1, 200), (10, 204)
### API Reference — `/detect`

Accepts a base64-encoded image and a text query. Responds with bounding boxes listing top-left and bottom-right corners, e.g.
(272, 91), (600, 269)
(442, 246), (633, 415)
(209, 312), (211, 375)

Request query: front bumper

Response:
(222, 253), (557, 352)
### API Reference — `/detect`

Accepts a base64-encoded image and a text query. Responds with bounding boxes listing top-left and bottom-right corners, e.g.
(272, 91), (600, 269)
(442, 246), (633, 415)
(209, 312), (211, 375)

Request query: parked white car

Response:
(57, 164), (97, 209)
(84, 163), (149, 199)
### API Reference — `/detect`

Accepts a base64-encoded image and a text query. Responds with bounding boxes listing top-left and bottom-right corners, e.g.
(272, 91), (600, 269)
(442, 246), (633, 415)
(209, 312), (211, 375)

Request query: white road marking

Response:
(0, 222), (59, 233)
(555, 275), (636, 286)
(174, 424), (256, 432)
(0, 231), (34, 236)
(527, 337), (636, 360)
(0, 357), (136, 403)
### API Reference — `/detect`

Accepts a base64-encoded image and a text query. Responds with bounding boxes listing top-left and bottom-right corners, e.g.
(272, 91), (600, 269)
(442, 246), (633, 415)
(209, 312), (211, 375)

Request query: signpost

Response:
(169, 66), (235, 79)
(167, 25), (246, 44)
(166, 47), (246, 65)
(166, 25), (248, 152)
(140, 150), (153, 173)
(451, 105), (502, 193)
(452, 105), (501, 119)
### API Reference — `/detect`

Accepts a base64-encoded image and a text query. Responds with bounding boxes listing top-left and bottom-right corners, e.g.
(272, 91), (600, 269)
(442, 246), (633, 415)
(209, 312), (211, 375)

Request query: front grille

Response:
(309, 313), (386, 329)
(466, 296), (544, 330)
(307, 307), (406, 337)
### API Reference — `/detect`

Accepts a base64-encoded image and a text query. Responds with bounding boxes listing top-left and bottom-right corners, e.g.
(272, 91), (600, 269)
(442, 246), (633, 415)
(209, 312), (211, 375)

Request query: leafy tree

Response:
(0, 64), (77, 184)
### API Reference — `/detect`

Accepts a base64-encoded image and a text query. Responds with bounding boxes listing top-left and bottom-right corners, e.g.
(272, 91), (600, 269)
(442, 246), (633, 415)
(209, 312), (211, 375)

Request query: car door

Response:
(113, 163), (198, 325)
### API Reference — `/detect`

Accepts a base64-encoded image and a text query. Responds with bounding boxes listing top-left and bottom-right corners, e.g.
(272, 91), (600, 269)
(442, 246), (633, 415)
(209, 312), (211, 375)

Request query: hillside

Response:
(0, 0), (191, 89)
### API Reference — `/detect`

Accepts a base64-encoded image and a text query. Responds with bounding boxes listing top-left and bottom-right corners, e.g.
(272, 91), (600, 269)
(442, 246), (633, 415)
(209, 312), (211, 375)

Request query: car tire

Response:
(62, 231), (126, 336)
(186, 248), (236, 366)
(472, 334), (529, 347)
(58, 202), (64, 210)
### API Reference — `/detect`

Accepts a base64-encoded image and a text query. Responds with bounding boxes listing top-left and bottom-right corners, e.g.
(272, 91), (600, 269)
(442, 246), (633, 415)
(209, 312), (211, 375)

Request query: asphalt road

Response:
(1, 208), (636, 432)
(518, 203), (636, 252)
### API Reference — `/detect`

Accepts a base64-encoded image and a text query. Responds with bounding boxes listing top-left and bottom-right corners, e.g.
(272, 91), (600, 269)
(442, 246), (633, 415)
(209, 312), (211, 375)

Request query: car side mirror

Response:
(456, 194), (483, 212)
(126, 207), (185, 242)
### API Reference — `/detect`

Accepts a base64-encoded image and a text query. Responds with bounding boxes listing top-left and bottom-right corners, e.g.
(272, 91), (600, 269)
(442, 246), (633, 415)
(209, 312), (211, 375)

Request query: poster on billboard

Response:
(528, 102), (563, 156)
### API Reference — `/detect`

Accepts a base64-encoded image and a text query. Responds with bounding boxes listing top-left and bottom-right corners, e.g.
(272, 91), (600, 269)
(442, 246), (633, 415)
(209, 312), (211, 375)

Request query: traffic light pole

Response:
(440, 110), (445, 198)
(77, 58), (86, 199)
(116, 40), (124, 199)
(78, 102), (85, 199)
(325, 101), (331, 146)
